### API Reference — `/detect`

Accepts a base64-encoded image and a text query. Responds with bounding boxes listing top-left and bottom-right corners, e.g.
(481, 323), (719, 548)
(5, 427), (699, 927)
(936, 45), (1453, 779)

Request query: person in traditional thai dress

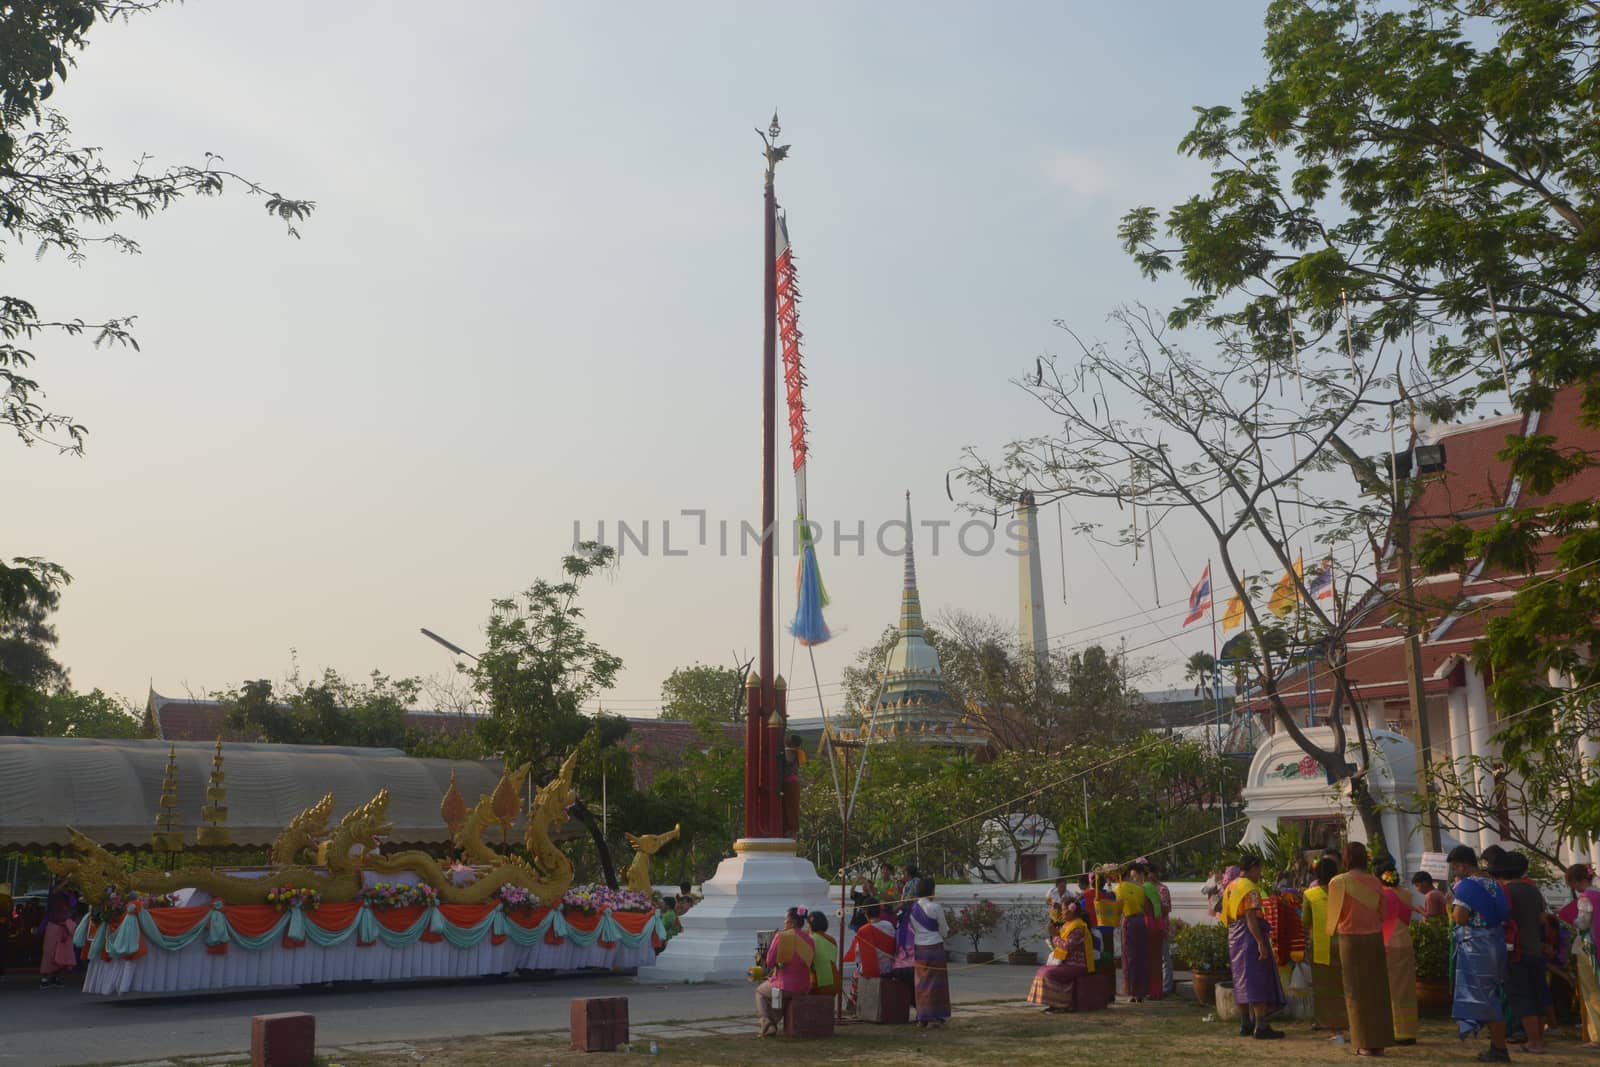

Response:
(1027, 899), (1095, 1013)
(808, 911), (841, 997)
(1115, 862), (1151, 1003)
(1092, 868), (1121, 972)
(904, 877), (951, 1027)
(1447, 843), (1511, 1062)
(844, 902), (898, 1014)
(1141, 861), (1170, 999)
(1223, 851), (1286, 1040)
(1302, 856), (1348, 1042)
(36, 881), (77, 989)
(1325, 841), (1394, 1056)
(1375, 859), (1419, 1045)
(1560, 862), (1600, 1050)
(658, 895), (683, 944)
(756, 907), (816, 1038)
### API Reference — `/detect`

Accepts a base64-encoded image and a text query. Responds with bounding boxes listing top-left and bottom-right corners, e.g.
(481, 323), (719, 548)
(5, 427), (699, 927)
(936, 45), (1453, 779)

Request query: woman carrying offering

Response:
(1375, 859), (1419, 1045)
(1326, 842), (1395, 1056)
(1559, 863), (1600, 1049)
(755, 907), (816, 1038)
(1115, 863), (1151, 1003)
(1223, 851), (1286, 1040)
(1028, 899), (1095, 1013)
(1302, 855), (1348, 1041)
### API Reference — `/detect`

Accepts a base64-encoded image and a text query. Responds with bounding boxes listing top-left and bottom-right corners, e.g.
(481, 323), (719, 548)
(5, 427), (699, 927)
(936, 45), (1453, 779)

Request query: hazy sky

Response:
(9, 1), (1277, 715)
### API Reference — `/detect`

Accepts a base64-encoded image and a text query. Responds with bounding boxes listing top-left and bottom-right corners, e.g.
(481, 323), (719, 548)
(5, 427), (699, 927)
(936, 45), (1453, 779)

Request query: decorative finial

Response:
(152, 744), (185, 852)
(196, 737), (231, 846)
(758, 112), (790, 183)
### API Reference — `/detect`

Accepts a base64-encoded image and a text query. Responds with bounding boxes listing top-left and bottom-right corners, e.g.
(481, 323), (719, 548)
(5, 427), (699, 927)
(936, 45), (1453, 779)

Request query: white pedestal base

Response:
(647, 839), (835, 982)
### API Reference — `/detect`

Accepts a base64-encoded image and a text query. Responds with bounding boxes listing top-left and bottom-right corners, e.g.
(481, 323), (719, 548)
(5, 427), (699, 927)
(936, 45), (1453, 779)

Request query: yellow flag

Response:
(1268, 554), (1304, 618)
(1222, 595), (1246, 632)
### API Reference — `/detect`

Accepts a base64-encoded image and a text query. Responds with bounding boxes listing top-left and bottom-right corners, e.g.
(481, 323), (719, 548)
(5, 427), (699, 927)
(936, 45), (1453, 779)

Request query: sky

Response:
(8, 1), (1281, 717)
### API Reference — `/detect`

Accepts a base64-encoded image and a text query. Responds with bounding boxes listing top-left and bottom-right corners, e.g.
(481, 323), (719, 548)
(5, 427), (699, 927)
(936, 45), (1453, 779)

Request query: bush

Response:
(1413, 916), (1450, 982)
(1174, 921), (1229, 973)
(947, 899), (1003, 953)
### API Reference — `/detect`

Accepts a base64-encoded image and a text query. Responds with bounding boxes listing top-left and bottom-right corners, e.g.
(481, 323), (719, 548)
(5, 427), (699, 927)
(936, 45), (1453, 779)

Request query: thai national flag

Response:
(1308, 558), (1335, 601)
(1183, 564), (1212, 627)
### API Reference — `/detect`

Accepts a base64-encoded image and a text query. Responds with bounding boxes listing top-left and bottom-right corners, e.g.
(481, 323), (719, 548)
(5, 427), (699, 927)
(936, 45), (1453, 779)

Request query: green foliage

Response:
(217, 669), (454, 753)
(639, 722), (744, 883)
(26, 688), (144, 738)
(660, 662), (745, 726)
(1121, 1), (1599, 411)
(0, 555), (70, 726)
(470, 542), (622, 782)
(1412, 914), (1451, 982)
(1174, 919), (1229, 973)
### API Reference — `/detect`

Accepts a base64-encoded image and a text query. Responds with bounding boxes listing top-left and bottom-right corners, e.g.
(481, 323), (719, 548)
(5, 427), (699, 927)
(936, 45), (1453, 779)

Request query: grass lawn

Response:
(320, 997), (1600, 1067)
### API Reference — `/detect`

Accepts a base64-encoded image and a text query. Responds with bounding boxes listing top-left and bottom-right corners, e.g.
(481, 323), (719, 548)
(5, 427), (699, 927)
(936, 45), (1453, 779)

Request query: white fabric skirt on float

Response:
(83, 936), (657, 995)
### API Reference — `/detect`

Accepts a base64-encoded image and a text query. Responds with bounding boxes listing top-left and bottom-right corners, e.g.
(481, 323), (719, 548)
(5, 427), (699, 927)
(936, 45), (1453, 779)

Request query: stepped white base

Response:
(646, 839), (836, 982)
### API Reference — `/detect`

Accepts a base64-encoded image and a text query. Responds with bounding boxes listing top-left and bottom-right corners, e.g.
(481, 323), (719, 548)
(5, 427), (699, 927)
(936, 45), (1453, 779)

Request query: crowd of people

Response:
(1202, 842), (1600, 1061)
(752, 863), (953, 1036)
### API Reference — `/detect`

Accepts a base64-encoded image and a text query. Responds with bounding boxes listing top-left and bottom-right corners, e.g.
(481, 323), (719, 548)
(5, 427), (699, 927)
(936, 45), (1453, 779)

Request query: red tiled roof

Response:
(622, 720), (743, 789)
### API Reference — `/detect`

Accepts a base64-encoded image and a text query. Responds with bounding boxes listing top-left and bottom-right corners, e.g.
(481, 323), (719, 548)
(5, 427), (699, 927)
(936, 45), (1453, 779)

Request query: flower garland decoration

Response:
(359, 882), (440, 910)
(559, 885), (653, 914)
(265, 886), (321, 911)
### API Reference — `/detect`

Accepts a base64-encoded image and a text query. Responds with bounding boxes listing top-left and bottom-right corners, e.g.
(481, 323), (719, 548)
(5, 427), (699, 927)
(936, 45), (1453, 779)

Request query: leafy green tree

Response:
(640, 727), (744, 883)
(1118, 0), (1597, 419)
(471, 543), (623, 782)
(0, 556), (70, 727)
(660, 662), (747, 726)
(23, 688), (145, 738)
(218, 669), (438, 751)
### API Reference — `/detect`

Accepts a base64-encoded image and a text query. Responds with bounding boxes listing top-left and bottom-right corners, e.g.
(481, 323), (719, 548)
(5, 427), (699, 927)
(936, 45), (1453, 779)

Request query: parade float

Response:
(46, 747), (674, 995)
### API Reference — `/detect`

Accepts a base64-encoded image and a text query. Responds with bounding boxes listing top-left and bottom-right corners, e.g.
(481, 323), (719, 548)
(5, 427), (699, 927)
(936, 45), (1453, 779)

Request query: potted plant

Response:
(947, 899), (1002, 964)
(1413, 915), (1452, 1017)
(1001, 897), (1045, 965)
(1174, 920), (1229, 1006)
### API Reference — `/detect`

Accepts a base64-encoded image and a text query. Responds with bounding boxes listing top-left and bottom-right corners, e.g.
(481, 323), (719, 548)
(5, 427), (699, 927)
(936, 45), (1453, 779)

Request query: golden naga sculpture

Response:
(269, 793), (334, 866)
(48, 751), (590, 909)
(622, 824), (681, 894)
(365, 750), (580, 905)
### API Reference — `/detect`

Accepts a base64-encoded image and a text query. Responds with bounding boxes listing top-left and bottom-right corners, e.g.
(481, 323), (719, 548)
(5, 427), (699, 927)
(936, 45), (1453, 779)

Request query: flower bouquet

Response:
(495, 884), (538, 912)
(265, 886), (321, 911)
(560, 885), (654, 915)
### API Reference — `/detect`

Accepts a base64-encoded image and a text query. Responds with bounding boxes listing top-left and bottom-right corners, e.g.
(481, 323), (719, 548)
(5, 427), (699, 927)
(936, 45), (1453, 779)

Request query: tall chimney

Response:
(1017, 490), (1049, 674)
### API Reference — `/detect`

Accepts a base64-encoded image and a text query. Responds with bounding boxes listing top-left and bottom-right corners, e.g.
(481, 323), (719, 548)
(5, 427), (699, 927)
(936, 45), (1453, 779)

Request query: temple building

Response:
(834, 494), (987, 748)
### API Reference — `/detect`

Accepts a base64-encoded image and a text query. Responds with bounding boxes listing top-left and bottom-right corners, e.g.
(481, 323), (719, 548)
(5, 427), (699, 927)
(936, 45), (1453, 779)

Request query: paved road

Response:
(0, 964), (1040, 1066)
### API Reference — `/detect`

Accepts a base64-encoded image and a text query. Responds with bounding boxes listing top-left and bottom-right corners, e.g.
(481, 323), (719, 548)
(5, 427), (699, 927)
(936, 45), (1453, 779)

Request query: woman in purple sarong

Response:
(1222, 851), (1286, 1040)
(1114, 863), (1151, 1001)
(901, 877), (951, 1027)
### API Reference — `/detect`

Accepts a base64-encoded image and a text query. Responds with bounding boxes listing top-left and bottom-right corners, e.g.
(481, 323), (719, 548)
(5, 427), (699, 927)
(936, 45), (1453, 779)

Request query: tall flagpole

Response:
(745, 113), (788, 842)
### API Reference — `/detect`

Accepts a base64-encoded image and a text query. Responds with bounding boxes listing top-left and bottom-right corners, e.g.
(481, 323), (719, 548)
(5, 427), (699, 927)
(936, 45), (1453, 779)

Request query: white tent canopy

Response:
(0, 736), (509, 849)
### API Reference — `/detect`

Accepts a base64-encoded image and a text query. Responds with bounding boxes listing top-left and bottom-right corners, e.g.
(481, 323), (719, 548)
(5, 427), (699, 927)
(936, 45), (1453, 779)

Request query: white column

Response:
(1464, 667), (1495, 851)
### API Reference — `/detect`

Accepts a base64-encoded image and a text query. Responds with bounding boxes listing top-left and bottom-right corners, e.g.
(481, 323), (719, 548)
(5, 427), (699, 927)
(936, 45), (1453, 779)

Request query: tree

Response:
(1116, 0), (1600, 853)
(660, 661), (748, 726)
(217, 667), (449, 753)
(26, 688), (144, 738)
(1118, 0), (1598, 421)
(471, 543), (622, 783)
(2, 1), (313, 453)
(0, 556), (70, 727)
(963, 306), (1399, 843)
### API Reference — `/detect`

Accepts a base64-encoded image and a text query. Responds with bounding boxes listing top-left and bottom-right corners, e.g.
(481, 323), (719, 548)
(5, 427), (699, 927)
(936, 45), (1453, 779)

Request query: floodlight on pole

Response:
(419, 627), (480, 662)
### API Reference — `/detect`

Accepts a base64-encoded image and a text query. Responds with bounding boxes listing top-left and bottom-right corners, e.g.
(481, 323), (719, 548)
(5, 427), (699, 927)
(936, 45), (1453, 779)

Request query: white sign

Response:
(1420, 851), (1450, 881)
